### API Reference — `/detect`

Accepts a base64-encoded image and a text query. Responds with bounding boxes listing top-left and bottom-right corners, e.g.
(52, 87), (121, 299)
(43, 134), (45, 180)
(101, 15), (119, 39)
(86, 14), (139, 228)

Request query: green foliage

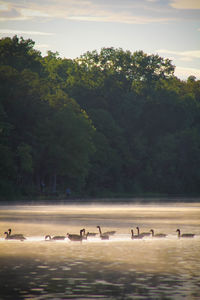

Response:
(0, 36), (42, 73)
(0, 36), (95, 199)
(36, 104), (95, 192)
(17, 143), (33, 174)
(1, 36), (200, 200)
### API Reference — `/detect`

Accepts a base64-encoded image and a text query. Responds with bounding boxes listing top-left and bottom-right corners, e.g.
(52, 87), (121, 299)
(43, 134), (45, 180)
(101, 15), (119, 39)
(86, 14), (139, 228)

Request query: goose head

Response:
(150, 229), (154, 234)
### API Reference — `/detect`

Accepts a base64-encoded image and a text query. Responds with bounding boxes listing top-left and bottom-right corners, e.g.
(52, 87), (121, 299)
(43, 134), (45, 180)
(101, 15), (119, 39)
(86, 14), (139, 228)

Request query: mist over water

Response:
(0, 201), (200, 299)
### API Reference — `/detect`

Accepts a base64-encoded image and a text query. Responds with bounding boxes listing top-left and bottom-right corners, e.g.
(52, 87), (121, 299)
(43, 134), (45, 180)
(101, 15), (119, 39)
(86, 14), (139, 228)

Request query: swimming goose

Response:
(176, 229), (195, 238)
(67, 229), (85, 241)
(96, 226), (109, 240)
(136, 227), (151, 237)
(131, 229), (143, 239)
(4, 231), (26, 241)
(80, 229), (88, 240)
(97, 226), (115, 236)
(86, 231), (97, 237)
(100, 227), (116, 235)
(45, 235), (66, 241)
(104, 230), (116, 235)
(150, 229), (167, 238)
(8, 228), (25, 238)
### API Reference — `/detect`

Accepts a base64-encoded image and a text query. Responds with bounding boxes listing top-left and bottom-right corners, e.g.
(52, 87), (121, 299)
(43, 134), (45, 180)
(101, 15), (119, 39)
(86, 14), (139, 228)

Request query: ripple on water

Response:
(12, 265), (21, 270)
(30, 288), (44, 292)
(37, 265), (49, 269)
(62, 266), (71, 271)
(39, 284), (48, 287)
(76, 284), (92, 290)
(94, 280), (115, 286)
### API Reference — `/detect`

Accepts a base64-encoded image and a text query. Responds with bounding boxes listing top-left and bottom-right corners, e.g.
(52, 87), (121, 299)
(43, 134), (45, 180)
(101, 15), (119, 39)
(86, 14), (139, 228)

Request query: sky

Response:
(0, 0), (200, 80)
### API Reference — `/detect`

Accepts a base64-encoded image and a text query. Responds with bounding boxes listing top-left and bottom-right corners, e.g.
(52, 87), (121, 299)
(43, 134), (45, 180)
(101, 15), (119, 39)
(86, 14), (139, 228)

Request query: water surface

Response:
(0, 201), (200, 299)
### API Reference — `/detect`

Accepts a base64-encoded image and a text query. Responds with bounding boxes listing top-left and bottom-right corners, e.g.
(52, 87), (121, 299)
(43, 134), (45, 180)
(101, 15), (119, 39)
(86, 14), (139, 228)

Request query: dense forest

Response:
(1, 36), (200, 200)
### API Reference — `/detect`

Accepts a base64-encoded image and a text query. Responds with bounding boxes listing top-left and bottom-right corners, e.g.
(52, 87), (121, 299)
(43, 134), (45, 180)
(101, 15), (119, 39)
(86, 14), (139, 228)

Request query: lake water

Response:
(0, 200), (200, 299)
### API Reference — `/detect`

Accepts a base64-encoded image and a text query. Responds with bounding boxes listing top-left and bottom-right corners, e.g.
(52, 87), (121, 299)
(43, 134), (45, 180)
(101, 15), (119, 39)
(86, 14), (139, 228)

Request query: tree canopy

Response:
(1, 36), (200, 200)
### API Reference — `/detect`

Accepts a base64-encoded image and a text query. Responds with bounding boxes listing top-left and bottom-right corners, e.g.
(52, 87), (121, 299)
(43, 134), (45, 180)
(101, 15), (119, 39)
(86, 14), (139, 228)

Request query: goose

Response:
(136, 226), (151, 237)
(104, 230), (116, 236)
(80, 229), (88, 240)
(100, 227), (116, 235)
(86, 231), (97, 237)
(150, 229), (167, 238)
(4, 231), (26, 241)
(67, 229), (85, 241)
(176, 229), (195, 238)
(97, 226), (115, 236)
(45, 235), (66, 241)
(8, 228), (25, 238)
(96, 226), (109, 240)
(131, 229), (143, 239)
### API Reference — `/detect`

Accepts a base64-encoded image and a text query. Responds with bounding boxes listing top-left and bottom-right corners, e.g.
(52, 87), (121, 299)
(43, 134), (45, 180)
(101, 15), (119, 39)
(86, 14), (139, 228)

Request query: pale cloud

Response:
(157, 49), (200, 61)
(0, 29), (54, 36)
(68, 13), (170, 25)
(0, 0), (174, 24)
(170, 0), (200, 9)
(20, 8), (50, 18)
(0, 1), (50, 21)
(179, 56), (193, 62)
(175, 66), (200, 80)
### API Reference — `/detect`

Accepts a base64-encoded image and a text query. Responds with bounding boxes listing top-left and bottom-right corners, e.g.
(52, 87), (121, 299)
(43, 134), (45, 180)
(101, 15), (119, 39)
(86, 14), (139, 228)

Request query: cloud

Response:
(20, 8), (50, 18)
(0, 0), (51, 21)
(0, 1), (26, 21)
(175, 66), (200, 80)
(0, 29), (54, 36)
(170, 0), (200, 9)
(68, 14), (171, 25)
(0, 0), (174, 24)
(157, 49), (200, 61)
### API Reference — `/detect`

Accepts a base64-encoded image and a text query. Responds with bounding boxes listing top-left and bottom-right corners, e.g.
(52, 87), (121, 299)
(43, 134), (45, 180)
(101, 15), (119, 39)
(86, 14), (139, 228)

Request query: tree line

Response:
(1, 36), (200, 200)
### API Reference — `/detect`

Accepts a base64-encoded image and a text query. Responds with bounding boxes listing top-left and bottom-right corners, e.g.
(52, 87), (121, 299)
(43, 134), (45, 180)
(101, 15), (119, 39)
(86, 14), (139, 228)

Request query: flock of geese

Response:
(3, 226), (196, 242)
